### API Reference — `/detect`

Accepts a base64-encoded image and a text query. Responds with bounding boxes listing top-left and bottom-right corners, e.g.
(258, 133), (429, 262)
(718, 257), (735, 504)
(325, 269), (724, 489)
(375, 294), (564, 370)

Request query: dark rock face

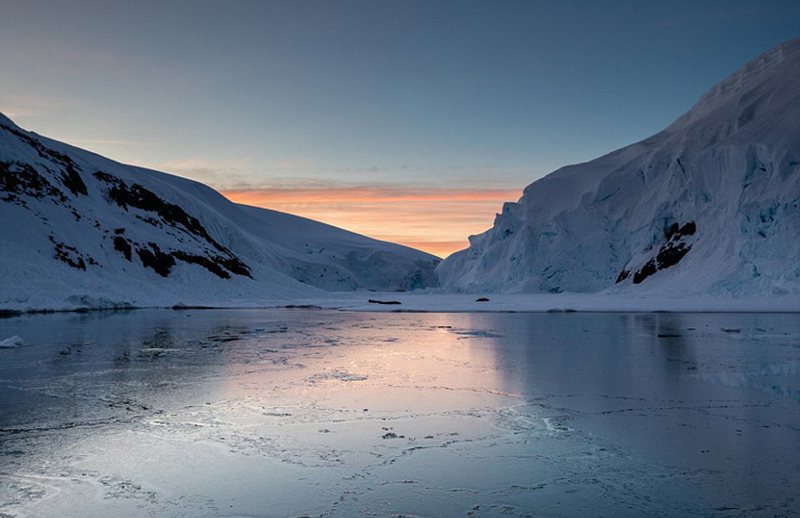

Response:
(136, 243), (176, 277)
(3, 158), (254, 281)
(619, 220), (697, 285)
(1, 124), (87, 196)
(3, 119), (439, 293)
(119, 238), (252, 279)
(172, 251), (236, 279)
(655, 241), (692, 270)
(58, 163), (88, 198)
(113, 236), (132, 261)
(0, 161), (66, 204)
(93, 171), (223, 251)
(665, 221), (696, 240)
(55, 242), (86, 270)
(217, 256), (252, 278)
(632, 260), (657, 284)
(48, 235), (95, 271)
(94, 171), (252, 279)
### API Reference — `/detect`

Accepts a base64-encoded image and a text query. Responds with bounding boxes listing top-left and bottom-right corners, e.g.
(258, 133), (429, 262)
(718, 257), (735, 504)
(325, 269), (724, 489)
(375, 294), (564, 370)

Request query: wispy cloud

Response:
(0, 95), (63, 122)
(222, 185), (521, 257)
(149, 157), (257, 186)
(66, 138), (146, 147)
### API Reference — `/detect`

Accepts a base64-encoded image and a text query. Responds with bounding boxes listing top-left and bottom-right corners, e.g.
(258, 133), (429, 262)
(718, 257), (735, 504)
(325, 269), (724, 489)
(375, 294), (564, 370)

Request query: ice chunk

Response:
(0, 335), (24, 348)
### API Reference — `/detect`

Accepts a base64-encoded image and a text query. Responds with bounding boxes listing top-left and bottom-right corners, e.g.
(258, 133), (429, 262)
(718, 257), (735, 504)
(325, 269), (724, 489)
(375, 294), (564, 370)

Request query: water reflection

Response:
(0, 309), (798, 517)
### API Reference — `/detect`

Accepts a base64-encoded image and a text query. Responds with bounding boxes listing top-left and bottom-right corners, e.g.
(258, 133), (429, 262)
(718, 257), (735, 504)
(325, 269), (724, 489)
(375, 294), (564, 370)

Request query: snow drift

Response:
(0, 114), (439, 311)
(437, 38), (800, 296)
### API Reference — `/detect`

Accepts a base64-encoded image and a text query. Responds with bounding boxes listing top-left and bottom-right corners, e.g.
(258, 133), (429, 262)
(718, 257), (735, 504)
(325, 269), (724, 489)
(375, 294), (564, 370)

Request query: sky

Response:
(1, 0), (799, 257)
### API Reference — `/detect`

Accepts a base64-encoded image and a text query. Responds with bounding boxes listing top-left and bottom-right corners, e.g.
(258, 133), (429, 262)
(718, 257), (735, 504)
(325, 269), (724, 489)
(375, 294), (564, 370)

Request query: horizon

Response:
(1, 0), (799, 257)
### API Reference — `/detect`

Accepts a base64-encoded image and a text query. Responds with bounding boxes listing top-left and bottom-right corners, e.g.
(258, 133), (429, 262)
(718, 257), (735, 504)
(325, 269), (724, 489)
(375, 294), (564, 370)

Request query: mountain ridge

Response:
(437, 37), (800, 296)
(0, 114), (439, 311)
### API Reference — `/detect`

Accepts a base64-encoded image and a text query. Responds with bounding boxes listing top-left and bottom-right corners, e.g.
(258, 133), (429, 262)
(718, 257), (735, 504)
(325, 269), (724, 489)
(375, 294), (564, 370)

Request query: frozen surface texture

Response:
(438, 38), (800, 296)
(1, 309), (799, 516)
(304, 291), (800, 313)
(0, 112), (439, 312)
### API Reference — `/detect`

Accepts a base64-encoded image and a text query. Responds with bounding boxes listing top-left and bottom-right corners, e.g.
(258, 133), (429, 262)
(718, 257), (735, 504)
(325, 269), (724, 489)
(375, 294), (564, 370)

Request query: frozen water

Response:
(0, 309), (798, 516)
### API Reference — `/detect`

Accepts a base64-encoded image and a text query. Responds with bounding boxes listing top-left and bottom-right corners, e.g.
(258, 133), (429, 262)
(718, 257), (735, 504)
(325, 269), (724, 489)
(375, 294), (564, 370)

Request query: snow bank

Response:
(0, 335), (24, 348)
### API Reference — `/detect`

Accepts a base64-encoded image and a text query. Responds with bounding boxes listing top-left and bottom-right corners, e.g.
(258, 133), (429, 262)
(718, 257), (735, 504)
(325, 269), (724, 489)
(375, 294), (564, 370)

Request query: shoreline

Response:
(2, 292), (799, 317)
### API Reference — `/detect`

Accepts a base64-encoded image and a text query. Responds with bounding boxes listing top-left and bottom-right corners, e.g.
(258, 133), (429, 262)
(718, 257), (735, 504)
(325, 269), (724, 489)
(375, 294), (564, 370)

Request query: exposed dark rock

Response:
(136, 243), (176, 277)
(219, 257), (251, 278)
(55, 246), (86, 270)
(665, 223), (680, 240)
(680, 221), (696, 236)
(58, 164), (88, 197)
(475, 297), (490, 302)
(125, 241), (250, 279)
(633, 259), (657, 284)
(629, 220), (697, 284)
(113, 236), (132, 261)
(1, 161), (66, 203)
(172, 251), (231, 279)
(0, 124), (87, 196)
(93, 171), (225, 252)
(49, 236), (87, 270)
(93, 171), (252, 279)
(656, 241), (692, 269)
(665, 221), (696, 240)
(368, 299), (402, 305)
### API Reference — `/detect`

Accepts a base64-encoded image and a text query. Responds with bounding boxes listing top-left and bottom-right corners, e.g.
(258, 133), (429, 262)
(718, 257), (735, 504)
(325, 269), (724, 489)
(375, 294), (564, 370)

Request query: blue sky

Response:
(1, 0), (799, 255)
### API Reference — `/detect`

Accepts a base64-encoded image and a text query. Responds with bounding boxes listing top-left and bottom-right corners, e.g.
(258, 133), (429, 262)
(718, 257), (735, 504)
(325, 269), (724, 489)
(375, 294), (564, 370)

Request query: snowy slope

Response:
(437, 38), (800, 296)
(0, 114), (439, 311)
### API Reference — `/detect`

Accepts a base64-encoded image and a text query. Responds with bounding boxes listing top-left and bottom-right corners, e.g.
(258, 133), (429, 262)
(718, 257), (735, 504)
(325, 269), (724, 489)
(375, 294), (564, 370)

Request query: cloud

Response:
(108, 154), (524, 257)
(0, 95), (63, 121)
(150, 157), (257, 186)
(222, 185), (521, 257)
(66, 138), (146, 147)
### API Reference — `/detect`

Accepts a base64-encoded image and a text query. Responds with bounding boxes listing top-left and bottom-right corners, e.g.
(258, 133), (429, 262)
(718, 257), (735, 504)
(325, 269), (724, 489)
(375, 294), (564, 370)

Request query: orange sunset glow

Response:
(222, 186), (521, 257)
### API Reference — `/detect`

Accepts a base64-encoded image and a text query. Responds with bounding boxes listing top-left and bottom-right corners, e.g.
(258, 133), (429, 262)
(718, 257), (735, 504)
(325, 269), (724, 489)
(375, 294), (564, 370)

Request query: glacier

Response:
(437, 38), (800, 297)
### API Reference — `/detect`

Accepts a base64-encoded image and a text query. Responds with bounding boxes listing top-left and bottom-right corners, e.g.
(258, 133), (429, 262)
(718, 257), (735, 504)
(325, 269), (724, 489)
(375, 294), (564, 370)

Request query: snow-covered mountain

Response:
(0, 114), (439, 311)
(437, 38), (800, 296)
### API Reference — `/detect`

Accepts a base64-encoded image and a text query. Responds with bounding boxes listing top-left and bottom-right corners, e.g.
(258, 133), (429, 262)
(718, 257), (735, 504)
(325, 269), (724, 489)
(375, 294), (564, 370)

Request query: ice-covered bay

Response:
(0, 309), (798, 516)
